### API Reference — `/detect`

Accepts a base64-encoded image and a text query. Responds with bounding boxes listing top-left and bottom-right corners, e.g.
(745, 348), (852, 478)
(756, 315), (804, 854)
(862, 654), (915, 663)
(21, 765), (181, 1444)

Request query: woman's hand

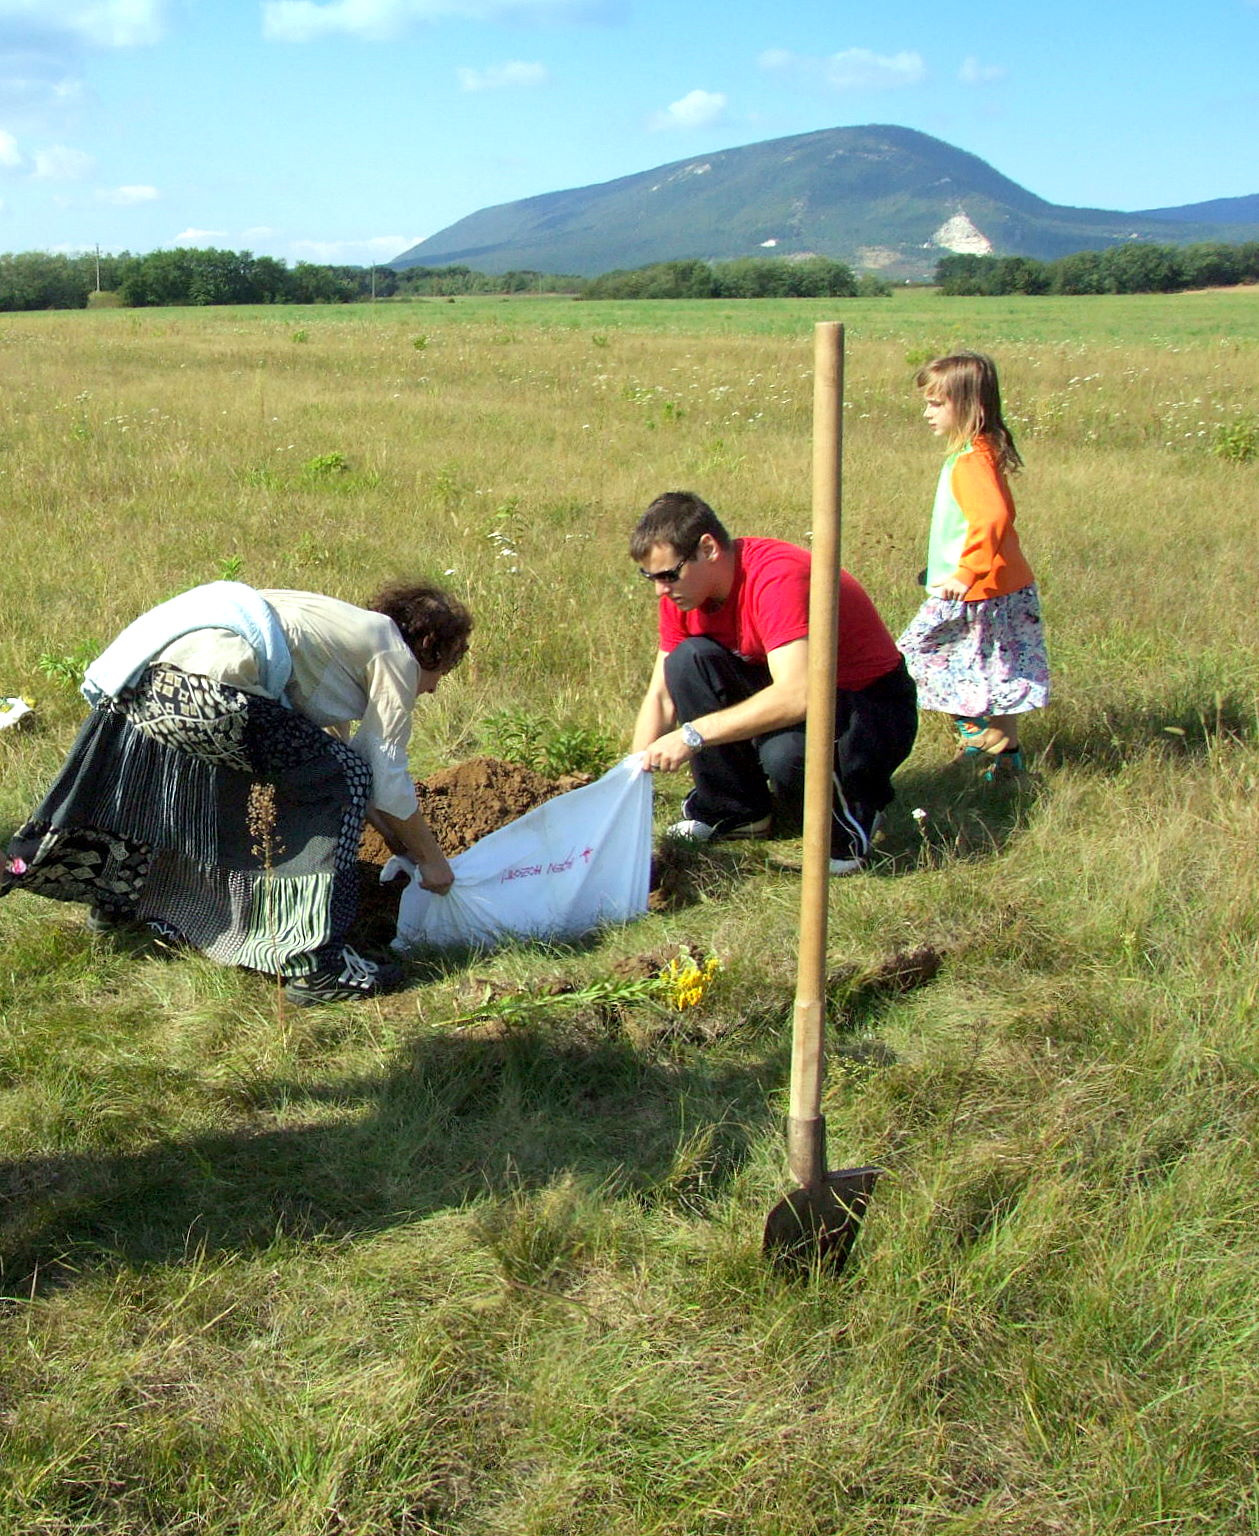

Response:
(416, 854), (455, 895)
(370, 805), (455, 895)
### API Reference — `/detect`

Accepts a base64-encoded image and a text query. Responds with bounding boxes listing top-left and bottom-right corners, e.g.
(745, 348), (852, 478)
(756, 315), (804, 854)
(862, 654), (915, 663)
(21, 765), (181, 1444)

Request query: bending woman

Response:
(1, 579), (471, 1004)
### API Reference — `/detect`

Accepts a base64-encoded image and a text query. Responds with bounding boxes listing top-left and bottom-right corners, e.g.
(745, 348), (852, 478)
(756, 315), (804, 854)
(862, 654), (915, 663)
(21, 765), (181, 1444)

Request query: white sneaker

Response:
(665, 814), (772, 843)
(829, 811), (886, 875)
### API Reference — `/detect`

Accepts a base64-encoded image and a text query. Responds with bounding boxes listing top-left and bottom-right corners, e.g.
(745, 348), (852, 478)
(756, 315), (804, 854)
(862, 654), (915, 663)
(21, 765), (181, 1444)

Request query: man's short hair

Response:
(629, 491), (731, 563)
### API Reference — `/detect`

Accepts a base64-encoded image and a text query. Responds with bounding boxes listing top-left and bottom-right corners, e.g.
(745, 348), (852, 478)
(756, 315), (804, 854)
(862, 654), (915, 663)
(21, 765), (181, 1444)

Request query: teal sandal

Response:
(982, 746), (1025, 782)
(952, 716), (1009, 761)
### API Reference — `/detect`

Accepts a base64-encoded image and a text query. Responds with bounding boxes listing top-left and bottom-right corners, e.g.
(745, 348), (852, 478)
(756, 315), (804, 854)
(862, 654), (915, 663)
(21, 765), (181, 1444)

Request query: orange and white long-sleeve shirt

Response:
(925, 436), (1034, 601)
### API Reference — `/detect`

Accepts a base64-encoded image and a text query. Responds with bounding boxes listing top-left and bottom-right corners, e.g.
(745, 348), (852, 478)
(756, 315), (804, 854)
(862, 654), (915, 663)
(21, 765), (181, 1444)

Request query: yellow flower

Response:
(661, 950), (721, 1011)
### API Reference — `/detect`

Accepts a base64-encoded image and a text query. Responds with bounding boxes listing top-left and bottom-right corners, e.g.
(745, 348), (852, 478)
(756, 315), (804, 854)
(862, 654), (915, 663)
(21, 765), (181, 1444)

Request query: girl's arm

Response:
(949, 447), (1015, 591)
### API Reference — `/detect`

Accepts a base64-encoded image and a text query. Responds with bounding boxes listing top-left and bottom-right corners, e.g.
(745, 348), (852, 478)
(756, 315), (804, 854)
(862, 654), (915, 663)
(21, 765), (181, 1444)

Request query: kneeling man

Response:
(630, 491), (917, 874)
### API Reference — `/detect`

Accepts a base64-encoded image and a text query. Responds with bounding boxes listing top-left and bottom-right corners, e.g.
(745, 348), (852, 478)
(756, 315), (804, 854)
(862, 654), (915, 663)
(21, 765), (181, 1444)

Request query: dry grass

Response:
(0, 291), (1256, 1534)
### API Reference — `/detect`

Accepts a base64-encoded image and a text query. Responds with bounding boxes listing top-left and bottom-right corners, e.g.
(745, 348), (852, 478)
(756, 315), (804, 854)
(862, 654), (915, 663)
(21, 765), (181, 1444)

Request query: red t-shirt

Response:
(657, 537), (901, 692)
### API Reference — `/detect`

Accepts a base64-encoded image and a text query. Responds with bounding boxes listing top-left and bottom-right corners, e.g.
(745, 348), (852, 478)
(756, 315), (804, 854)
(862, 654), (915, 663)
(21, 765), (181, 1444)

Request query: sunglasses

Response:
(638, 548), (698, 584)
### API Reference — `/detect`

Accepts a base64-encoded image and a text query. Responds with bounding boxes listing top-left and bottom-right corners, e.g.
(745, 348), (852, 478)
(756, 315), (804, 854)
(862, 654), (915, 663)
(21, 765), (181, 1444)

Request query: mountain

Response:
(390, 125), (1259, 280)
(1134, 193), (1259, 225)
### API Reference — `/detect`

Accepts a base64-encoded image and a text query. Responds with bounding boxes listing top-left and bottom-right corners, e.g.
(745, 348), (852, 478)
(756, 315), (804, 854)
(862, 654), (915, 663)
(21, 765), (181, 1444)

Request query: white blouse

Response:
(156, 589), (421, 819)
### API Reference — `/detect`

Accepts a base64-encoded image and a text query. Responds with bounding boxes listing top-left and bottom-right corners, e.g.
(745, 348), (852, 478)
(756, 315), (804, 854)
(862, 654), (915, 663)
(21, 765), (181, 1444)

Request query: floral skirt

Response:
(0, 665), (373, 977)
(897, 584), (1050, 719)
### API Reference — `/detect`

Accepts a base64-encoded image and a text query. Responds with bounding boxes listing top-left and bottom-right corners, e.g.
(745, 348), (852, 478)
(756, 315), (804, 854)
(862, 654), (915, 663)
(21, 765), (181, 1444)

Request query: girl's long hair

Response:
(915, 351), (1023, 474)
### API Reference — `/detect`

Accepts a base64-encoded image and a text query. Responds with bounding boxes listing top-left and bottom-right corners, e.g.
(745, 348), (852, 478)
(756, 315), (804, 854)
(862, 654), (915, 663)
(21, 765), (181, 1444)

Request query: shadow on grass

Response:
(1035, 688), (1256, 773)
(0, 1013), (787, 1299)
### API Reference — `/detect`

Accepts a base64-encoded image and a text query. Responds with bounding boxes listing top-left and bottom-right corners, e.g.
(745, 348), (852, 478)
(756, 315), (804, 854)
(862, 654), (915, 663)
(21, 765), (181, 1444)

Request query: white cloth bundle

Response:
(386, 755), (653, 950)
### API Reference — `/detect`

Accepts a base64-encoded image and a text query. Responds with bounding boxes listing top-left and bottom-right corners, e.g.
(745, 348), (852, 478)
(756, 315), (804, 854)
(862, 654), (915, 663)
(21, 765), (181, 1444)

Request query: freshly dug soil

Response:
(353, 756), (591, 949)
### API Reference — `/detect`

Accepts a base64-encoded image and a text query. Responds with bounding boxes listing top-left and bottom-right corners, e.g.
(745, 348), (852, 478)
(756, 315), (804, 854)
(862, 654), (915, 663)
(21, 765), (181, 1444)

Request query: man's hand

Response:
(640, 729), (693, 773)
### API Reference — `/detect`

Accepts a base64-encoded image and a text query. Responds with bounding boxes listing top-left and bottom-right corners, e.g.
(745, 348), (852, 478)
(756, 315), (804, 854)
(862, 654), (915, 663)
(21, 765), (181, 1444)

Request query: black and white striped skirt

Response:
(1, 665), (373, 977)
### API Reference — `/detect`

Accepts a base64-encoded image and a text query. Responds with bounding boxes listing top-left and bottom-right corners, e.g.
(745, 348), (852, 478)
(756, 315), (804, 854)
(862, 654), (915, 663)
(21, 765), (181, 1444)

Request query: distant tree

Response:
(118, 248), (198, 306)
(855, 272), (893, 297)
(1049, 250), (1106, 295)
(1236, 242), (1259, 283)
(712, 256), (857, 298)
(994, 256), (1050, 295)
(248, 255), (293, 303)
(934, 254), (998, 295)
(1177, 243), (1242, 289)
(289, 262), (357, 303)
(646, 260), (716, 298)
(785, 256), (859, 297)
(1098, 242), (1184, 294)
(0, 251), (95, 310)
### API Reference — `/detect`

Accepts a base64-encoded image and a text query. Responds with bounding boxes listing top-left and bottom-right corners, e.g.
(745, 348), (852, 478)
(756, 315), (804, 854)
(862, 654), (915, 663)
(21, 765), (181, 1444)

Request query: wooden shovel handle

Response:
(788, 321), (843, 1187)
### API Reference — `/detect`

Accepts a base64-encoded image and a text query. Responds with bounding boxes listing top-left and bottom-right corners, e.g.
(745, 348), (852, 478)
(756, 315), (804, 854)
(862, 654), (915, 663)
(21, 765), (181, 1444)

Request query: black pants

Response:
(664, 638), (918, 860)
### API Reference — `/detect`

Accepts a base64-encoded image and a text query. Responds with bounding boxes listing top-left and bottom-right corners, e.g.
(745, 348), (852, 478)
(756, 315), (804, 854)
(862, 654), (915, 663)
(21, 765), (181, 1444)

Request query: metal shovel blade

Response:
(763, 1165), (880, 1277)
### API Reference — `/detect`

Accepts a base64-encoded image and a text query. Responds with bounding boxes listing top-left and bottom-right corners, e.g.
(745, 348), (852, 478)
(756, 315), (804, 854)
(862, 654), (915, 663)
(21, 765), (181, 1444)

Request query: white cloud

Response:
(457, 59), (548, 91)
(263, 0), (603, 42)
(289, 234), (422, 262)
(173, 227), (228, 244)
(959, 55), (1006, 85)
(760, 46), (926, 92)
(0, 54), (84, 117)
(649, 88), (727, 132)
(0, 0), (166, 48)
(97, 182), (158, 204)
(32, 143), (94, 179)
(263, 0), (406, 41)
(0, 129), (21, 167)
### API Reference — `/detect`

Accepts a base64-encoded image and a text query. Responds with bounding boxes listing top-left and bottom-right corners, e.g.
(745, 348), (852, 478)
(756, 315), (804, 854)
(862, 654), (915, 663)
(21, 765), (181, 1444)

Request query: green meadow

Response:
(1, 289), (1256, 1534)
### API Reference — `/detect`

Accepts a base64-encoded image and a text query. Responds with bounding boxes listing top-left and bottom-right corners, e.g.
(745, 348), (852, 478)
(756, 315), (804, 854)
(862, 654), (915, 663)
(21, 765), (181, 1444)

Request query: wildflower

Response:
(660, 950), (721, 1011)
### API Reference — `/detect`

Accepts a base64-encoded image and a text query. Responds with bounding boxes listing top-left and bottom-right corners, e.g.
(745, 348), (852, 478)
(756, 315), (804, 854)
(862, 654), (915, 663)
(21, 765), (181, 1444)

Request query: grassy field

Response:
(1, 289), (1256, 1535)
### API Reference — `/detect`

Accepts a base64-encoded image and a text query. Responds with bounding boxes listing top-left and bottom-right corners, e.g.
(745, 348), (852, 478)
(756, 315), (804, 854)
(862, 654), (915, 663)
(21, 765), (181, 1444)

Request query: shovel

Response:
(763, 321), (880, 1276)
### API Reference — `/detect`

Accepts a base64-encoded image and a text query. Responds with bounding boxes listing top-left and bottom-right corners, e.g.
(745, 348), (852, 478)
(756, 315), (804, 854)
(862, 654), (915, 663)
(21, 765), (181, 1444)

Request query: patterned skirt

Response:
(0, 665), (373, 977)
(897, 583), (1050, 719)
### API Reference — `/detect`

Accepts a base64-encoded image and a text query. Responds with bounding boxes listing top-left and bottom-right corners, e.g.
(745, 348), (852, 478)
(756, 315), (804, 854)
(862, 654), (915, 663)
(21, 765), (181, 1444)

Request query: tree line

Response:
(0, 248), (888, 311)
(4, 239), (1257, 311)
(579, 257), (890, 299)
(935, 241), (1259, 296)
(0, 249), (585, 311)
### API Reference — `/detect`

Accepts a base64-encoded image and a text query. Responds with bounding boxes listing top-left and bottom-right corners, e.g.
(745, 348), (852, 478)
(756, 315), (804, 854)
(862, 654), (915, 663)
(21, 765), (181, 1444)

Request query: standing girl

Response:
(897, 351), (1049, 773)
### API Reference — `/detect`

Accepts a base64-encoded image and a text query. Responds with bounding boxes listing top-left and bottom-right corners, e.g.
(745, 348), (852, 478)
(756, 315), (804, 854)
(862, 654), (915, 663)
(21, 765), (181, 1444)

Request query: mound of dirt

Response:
(353, 756), (592, 949)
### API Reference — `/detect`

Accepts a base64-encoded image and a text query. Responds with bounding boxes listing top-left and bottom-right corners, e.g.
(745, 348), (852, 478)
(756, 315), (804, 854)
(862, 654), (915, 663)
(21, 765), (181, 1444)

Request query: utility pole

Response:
(94, 244), (101, 293)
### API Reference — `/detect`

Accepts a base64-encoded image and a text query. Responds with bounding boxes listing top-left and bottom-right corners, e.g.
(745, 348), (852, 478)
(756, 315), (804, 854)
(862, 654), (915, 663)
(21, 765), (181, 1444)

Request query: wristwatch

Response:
(680, 722), (704, 751)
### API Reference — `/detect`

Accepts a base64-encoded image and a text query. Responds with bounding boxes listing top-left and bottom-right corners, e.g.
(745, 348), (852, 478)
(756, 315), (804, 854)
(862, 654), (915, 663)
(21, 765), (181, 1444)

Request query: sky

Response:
(0, 0), (1256, 267)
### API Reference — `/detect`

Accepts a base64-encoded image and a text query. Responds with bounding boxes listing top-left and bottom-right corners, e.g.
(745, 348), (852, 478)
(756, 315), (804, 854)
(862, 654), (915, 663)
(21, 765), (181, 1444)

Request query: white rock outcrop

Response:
(931, 212), (993, 254)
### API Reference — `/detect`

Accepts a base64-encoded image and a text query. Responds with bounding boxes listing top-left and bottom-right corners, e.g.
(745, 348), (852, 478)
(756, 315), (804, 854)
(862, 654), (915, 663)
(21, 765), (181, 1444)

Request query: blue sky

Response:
(1, 0), (1255, 266)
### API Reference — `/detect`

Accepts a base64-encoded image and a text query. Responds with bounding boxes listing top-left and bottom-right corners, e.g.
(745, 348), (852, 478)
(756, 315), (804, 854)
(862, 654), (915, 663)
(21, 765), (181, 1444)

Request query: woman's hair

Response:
(629, 491), (732, 563)
(367, 582), (473, 672)
(915, 351), (1023, 474)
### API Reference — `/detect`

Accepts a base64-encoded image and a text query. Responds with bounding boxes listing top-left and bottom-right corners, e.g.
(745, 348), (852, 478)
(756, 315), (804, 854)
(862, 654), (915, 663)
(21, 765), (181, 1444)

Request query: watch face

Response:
(681, 723), (703, 749)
